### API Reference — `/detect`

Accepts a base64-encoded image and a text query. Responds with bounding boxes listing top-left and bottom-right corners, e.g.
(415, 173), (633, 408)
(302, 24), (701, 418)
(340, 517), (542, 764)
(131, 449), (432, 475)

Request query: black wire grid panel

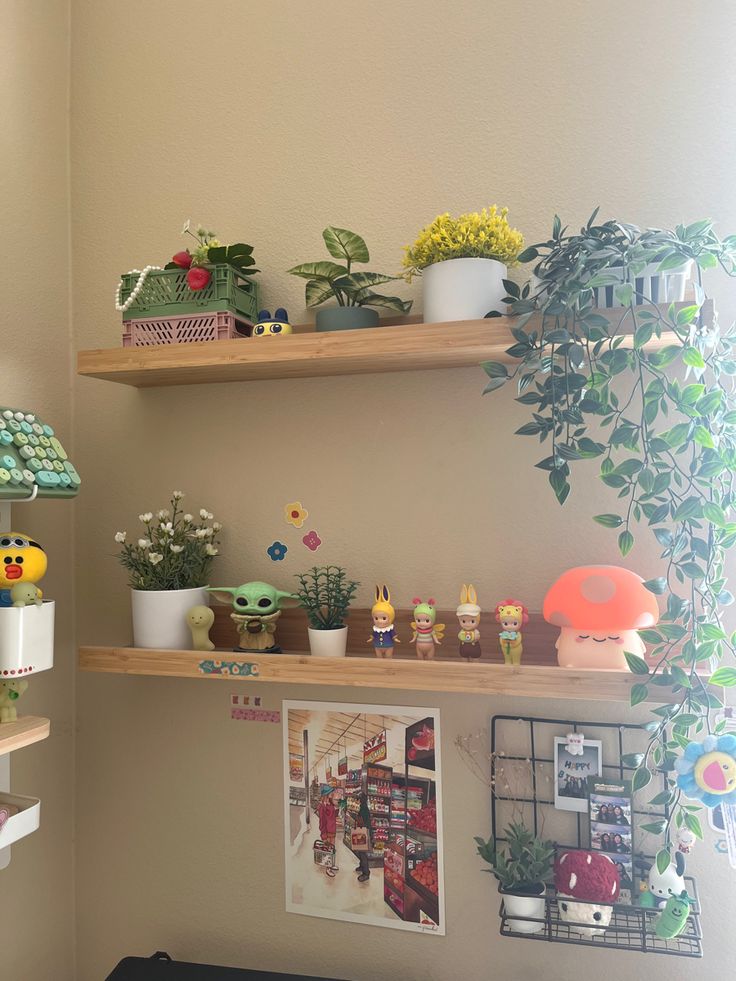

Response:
(490, 714), (703, 957)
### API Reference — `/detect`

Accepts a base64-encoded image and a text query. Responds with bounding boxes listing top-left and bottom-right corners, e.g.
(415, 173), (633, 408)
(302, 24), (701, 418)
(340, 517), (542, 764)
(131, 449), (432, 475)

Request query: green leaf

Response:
(615, 283), (633, 306)
(517, 246), (539, 264)
(656, 848), (671, 875)
(685, 812), (703, 839)
(322, 226), (369, 263)
(482, 377), (507, 395)
(683, 346), (705, 369)
(304, 279), (336, 307)
(288, 261), (348, 282)
(693, 425), (714, 449)
(630, 683), (649, 706)
(643, 577), (667, 594)
(640, 820), (667, 835)
(482, 361), (509, 379)
(594, 514), (623, 528)
(676, 304), (700, 326)
(673, 497), (702, 522)
(618, 529), (634, 556)
(356, 292), (413, 314)
(649, 790), (672, 806)
(625, 652), (650, 675)
(333, 272), (397, 292)
(703, 502), (727, 526)
(709, 666), (736, 687)
(632, 767), (652, 791)
(621, 752), (644, 768)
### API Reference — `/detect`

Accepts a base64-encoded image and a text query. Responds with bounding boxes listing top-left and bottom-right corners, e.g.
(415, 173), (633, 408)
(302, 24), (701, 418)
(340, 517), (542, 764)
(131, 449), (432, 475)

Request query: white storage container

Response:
(0, 791), (41, 848)
(0, 601), (55, 677)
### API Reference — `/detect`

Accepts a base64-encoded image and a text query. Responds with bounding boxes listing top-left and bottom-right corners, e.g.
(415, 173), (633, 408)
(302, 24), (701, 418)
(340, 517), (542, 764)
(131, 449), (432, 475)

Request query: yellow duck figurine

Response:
(0, 533), (47, 608)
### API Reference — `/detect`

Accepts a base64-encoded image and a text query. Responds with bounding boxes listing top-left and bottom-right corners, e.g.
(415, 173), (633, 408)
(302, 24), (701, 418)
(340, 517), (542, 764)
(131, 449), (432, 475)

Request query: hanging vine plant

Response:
(481, 210), (736, 864)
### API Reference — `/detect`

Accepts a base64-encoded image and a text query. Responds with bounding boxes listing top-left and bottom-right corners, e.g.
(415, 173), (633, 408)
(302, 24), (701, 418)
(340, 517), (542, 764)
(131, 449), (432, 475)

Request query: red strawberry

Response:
(187, 266), (211, 291)
(172, 250), (192, 268)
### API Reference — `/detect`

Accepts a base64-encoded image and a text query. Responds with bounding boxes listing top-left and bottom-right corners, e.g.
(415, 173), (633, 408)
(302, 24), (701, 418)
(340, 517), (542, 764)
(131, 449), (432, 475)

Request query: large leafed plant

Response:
(481, 211), (736, 865)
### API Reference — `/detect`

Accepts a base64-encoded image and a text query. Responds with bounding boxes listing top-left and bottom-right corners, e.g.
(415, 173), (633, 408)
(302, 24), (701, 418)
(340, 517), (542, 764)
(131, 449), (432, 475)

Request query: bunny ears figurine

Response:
(368, 584), (401, 658)
(456, 584), (482, 661)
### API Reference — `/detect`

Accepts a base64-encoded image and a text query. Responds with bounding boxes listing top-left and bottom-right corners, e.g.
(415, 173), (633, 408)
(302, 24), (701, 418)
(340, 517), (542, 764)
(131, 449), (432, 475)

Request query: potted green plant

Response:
(475, 823), (555, 934)
(114, 492), (221, 650)
(403, 206), (524, 324)
(480, 210), (736, 862)
(295, 565), (359, 657)
(288, 226), (412, 332)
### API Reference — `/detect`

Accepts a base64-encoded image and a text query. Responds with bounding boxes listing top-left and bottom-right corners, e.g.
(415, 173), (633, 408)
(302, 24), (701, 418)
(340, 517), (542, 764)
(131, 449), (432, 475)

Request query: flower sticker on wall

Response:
(302, 530), (322, 552)
(284, 501), (309, 529)
(267, 540), (288, 562)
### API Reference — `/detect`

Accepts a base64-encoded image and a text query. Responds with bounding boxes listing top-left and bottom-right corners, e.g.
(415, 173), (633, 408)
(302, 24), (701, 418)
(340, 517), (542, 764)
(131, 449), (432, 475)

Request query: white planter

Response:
(0, 792), (40, 848)
(501, 885), (546, 934)
(422, 257), (507, 323)
(533, 260), (693, 310)
(0, 601), (55, 677)
(308, 626), (348, 658)
(131, 586), (209, 650)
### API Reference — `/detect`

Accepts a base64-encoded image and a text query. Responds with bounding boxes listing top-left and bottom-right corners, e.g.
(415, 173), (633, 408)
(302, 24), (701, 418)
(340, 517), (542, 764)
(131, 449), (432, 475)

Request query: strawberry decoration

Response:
(171, 250), (192, 269)
(187, 266), (211, 291)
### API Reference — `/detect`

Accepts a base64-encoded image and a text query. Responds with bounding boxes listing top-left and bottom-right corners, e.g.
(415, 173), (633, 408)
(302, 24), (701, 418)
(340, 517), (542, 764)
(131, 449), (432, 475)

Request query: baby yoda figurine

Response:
(0, 679), (29, 724)
(10, 582), (43, 607)
(207, 581), (298, 653)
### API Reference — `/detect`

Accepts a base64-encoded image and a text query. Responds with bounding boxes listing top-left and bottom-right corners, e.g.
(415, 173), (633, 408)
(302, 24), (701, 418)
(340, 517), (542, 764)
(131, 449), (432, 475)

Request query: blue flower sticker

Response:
(267, 540), (288, 562)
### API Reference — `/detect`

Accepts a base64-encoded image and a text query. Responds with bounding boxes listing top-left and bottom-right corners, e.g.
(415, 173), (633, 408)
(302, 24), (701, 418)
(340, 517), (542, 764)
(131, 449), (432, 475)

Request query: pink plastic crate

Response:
(121, 310), (249, 347)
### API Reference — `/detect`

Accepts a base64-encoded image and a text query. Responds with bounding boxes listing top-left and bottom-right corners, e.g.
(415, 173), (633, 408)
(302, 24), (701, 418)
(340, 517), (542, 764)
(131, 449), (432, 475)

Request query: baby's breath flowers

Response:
(114, 492), (222, 590)
(403, 206), (524, 281)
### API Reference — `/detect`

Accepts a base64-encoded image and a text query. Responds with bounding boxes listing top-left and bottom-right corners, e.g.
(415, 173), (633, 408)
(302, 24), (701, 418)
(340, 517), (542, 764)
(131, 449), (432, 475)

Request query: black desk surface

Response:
(106, 953), (347, 981)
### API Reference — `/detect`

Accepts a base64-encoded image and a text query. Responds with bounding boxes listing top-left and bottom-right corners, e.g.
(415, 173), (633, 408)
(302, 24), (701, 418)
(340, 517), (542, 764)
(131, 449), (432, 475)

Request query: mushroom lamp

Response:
(543, 565), (659, 670)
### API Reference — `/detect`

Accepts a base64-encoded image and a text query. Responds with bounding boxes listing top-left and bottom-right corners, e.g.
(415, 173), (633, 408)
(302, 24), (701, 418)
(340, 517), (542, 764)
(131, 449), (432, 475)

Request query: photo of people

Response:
(591, 794), (631, 826)
(591, 822), (632, 854)
(554, 737), (603, 813)
(283, 700), (444, 934)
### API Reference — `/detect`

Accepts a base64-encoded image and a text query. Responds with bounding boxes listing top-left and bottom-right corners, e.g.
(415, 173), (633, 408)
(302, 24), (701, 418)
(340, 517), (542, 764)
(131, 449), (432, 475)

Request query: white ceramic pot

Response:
(131, 586), (209, 650)
(422, 257), (507, 323)
(307, 626), (348, 658)
(501, 884), (546, 934)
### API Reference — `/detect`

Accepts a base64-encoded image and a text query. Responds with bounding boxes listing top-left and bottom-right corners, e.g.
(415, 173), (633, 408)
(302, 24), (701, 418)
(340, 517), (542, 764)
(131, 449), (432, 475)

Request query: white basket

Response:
(0, 792), (40, 848)
(591, 260), (693, 308)
(0, 601), (55, 677)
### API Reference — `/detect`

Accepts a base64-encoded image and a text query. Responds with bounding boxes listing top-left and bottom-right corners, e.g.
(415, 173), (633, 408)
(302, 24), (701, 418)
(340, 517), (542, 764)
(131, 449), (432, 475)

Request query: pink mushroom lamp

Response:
(543, 565), (660, 670)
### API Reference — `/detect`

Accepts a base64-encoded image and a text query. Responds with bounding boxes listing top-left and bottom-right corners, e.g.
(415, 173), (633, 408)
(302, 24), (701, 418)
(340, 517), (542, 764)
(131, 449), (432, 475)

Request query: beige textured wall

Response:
(71, 1), (736, 979)
(0, 1), (75, 979)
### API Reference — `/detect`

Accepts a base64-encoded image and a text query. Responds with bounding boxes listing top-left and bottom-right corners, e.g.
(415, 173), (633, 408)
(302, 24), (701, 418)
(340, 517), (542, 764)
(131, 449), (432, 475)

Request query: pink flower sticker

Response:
(302, 530), (322, 552)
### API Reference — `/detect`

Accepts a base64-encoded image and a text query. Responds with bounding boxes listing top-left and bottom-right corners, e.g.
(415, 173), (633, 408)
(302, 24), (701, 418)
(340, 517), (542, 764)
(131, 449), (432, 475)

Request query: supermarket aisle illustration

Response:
(284, 702), (444, 934)
(289, 813), (399, 919)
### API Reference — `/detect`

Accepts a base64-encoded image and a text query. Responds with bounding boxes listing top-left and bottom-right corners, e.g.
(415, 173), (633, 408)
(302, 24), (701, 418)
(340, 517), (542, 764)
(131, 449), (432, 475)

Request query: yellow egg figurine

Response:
(252, 308), (292, 337)
(0, 533), (47, 608)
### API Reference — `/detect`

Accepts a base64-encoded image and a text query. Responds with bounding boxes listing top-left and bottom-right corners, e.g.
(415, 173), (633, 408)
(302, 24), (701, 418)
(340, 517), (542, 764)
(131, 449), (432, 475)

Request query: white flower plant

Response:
(114, 492), (222, 591)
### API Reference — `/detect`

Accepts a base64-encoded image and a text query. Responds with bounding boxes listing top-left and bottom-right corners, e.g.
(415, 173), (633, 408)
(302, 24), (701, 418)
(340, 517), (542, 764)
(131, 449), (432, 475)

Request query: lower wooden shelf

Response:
(78, 646), (656, 702)
(0, 716), (50, 756)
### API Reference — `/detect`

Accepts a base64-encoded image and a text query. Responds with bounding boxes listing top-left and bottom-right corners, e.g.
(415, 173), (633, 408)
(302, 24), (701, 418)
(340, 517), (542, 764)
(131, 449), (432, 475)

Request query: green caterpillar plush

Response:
(654, 890), (691, 939)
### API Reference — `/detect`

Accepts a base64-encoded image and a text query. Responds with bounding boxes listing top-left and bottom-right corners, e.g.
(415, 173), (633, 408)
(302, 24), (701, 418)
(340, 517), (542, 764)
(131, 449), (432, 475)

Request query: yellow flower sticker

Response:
(284, 501), (309, 529)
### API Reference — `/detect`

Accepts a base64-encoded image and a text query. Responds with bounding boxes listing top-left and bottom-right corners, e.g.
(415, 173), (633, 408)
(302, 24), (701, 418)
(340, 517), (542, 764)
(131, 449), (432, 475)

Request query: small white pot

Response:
(131, 586), (209, 650)
(307, 626), (348, 658)
(422, 257), (507, 323)
(501, 884), (546, 934)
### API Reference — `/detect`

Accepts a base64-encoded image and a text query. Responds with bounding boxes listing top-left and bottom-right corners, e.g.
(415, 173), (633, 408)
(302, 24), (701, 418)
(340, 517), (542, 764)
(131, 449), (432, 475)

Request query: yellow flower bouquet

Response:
(403, 206), (524, 281)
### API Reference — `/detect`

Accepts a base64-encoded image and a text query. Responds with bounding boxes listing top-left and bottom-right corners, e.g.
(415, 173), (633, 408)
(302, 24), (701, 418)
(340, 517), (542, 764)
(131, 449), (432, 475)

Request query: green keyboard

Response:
(0, 407), (80, 499)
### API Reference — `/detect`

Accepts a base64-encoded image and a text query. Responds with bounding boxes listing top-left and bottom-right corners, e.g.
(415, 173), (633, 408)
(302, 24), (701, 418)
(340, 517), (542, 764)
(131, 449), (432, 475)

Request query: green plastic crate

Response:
(120, 265), (259, 323)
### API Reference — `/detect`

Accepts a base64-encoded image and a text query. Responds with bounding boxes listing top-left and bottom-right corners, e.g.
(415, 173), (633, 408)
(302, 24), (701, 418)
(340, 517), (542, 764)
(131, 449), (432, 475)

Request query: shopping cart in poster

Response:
(313, 838), (338, 877)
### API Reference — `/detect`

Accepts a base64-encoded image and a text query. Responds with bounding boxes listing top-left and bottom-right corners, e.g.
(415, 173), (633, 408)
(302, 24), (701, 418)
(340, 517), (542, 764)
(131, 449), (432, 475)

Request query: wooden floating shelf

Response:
(78, 646), (660, 702)
(76, 309), (689, 389)
(0, 715), (50, 756)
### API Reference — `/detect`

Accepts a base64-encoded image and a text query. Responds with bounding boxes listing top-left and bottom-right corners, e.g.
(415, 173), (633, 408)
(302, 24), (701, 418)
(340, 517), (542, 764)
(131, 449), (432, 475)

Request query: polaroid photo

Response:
(553, 736), (603, 813)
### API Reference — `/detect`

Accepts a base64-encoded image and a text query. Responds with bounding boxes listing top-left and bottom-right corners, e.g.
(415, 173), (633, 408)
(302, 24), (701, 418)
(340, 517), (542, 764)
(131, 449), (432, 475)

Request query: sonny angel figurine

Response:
(410, 597), (445, 660)
(494, 599), (529, 665)
(456, 584), (482, 661)
(368, 584), (401, 658)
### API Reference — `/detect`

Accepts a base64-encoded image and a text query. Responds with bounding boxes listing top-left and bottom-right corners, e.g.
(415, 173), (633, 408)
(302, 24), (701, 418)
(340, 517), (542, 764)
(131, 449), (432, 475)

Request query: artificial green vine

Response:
(482, 212), (736, 859)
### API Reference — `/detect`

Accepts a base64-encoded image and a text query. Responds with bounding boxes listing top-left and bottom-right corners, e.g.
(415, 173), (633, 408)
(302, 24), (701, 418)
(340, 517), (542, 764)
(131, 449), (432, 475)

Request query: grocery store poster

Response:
(283, 700), (445, 934)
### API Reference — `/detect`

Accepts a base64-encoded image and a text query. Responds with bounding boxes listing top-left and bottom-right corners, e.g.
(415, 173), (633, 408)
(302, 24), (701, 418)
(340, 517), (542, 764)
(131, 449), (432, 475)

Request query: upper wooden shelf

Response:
(76, 311), (685, 389)
(0, 715), (50, 757)
(78, 646), (659, 703)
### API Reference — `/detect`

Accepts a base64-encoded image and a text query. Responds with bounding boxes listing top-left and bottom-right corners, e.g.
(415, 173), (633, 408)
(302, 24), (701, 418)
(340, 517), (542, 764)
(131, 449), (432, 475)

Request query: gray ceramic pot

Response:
(315, 306), (380, 332)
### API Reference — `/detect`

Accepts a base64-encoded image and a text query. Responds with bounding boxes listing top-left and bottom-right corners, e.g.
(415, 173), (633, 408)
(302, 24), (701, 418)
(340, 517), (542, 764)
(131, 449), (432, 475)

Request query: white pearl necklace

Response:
(115, 265), (163, 312)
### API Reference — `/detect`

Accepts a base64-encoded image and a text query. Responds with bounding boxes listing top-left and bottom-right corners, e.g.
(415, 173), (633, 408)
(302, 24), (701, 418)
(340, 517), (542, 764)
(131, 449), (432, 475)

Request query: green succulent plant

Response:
(475, 822), (555, 893)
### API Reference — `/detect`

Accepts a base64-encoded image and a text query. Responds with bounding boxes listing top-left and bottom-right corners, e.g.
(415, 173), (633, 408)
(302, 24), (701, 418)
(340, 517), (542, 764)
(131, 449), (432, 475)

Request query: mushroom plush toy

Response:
(554, 849), (620, 936)
(543, 565), (659, 670)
